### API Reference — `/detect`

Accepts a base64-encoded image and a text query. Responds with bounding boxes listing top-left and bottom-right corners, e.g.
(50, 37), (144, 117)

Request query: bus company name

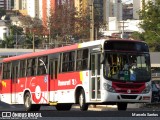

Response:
(58, 79), (77, 86)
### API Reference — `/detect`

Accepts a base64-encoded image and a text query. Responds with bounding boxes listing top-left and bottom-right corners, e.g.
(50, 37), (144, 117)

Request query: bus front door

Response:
(90, 53), (101, 101)
(11, 61), (19, 103)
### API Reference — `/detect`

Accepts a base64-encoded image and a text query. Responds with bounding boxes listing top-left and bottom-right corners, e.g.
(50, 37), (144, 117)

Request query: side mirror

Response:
(101, 53), (105, 64)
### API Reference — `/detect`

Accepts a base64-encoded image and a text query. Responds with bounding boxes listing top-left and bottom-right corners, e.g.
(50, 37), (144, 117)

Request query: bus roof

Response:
(2, 39), (145, 62)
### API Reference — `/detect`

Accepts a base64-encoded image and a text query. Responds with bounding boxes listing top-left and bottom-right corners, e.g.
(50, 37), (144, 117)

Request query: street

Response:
(0, 101), (160, 120)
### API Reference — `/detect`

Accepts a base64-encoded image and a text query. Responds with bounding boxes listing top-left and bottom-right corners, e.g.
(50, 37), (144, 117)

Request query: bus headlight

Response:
(141, 83), (151, 94)
(103, 83), (116, 93)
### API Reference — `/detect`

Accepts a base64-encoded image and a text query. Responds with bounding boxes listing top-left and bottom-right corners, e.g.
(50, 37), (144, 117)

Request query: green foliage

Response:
(23, 33), (42, 49)
(0, 8), (6, 18)
(0, 36), (15, 48)
(10, 25), (23, 35)
(139, 0), (160, 51)
(130, 32), (145, 40)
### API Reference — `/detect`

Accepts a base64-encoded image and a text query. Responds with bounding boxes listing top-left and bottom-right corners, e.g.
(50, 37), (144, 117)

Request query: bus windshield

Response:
(103, 52), (151, 82)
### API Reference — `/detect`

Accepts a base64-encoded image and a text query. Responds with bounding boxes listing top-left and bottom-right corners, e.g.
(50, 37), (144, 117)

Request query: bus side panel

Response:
(24, 75), (49, 104)
(53, 72), (84, 103)
(0, 79), (12, 104)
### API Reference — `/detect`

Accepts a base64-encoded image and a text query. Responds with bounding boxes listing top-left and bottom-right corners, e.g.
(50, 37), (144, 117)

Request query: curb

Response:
(72, 103), (141, 111)
(72, 105), (117, 111)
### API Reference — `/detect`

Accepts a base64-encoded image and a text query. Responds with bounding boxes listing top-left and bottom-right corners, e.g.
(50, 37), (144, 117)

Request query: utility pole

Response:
(90, 0), (94, 41)
(119, 21), (128, 39)
(16, 32), (17, 48)
(33, 32), (35, 52)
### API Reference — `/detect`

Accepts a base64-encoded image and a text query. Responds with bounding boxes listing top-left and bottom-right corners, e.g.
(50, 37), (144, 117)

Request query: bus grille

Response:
(112, 82), (145, 94)
(121, 95), (138, 99)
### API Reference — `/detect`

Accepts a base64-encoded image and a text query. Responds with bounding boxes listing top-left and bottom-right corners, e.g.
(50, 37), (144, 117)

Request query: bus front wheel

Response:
(24, 92), (41, 111)
(79, 89), (88, 111)
(117, 103), (127, 111)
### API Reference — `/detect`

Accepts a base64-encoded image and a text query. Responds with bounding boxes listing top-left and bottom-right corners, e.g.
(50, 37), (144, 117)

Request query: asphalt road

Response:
(0, 101), (160, 120)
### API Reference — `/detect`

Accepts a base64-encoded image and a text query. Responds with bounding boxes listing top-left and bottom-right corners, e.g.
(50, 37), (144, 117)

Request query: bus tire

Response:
(56, 104), (72, 111)
(24, 92), (41, 111)
(117, 103), (127, 111)
(79, 89), (88, 111)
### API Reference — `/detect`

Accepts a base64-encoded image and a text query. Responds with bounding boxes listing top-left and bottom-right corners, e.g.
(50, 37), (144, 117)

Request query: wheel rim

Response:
(25, 95), (30, 108)
(79, 93), (83, 107)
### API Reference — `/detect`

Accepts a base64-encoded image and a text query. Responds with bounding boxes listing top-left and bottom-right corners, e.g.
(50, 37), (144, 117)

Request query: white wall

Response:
(102, 19), (144, 36)
(0, 23), (9, 41)
(27, 0), (35, 17)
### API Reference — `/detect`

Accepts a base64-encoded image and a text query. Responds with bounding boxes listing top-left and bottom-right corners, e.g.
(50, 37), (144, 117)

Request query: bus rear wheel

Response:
(24, 92), (41, 111)
(117, 103), (127, 111)
(79, 89), (88, 111)
(56, 104), (72, 111)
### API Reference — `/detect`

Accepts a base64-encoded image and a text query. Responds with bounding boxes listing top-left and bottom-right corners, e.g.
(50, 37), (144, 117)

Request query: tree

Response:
(130, 31), (145, 40)
(0, 8), (6, 19)
(139, 0), (160, 51)
(48, 4), (82, 44)
(0, 36), (15, 48)
(48, 2), (104, 44)
(18, 15), (43, 48)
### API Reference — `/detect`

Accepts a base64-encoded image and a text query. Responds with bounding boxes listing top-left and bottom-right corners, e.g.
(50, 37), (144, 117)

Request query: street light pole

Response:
(33, 32), (35, 52)
(90, 0), (94, 41)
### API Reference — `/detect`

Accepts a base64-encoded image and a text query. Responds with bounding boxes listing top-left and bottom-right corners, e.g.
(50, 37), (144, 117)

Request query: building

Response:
(102, 17), (144, 37)
(27, 0), (39, 18)
(133, 0), (155, 20)
(0, 0), (13, 10)
(14, 0), (27, 15)
(123, 3), (133, 20)
(74, 0), (89, 15)
(104, 0), (122, 22)
(0, 20), (9, 41)
(41, 0), (74, 28)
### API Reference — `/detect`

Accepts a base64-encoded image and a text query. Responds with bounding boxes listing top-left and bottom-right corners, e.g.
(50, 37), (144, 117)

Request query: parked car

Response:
(151, 80), (160, 103)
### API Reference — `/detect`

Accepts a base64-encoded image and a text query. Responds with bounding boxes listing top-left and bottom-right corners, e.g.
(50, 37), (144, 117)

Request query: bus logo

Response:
(2, 112), (11, 117)
(2, 81), (6, 87)
(127, 89), (131, 94)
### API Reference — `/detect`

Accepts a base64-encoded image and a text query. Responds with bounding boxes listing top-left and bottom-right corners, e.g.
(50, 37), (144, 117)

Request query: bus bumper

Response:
(101, 90), (151, 103)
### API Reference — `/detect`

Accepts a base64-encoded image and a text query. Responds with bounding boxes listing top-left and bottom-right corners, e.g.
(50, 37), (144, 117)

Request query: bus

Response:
(0, 39), (151, 111)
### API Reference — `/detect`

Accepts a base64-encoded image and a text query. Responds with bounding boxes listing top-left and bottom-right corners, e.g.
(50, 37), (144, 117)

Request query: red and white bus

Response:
(0, 39), (151, 111)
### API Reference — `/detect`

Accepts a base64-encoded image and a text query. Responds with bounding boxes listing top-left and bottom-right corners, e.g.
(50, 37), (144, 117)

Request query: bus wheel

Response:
(79, 89), (88, 111)
(117, 103), (127, 111)
(56, 104), (72, 111)
(24, 92), (41, 111)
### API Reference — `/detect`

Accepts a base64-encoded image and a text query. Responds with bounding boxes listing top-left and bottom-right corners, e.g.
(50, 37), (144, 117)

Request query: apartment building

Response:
(104, 0), (122, 22)
(0, 0), (13, 10)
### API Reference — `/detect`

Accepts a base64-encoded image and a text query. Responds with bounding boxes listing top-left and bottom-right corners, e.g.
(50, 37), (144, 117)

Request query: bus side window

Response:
(62, 51), (75, 72)
(19, 60), (26, 77)
(2, 63), (11, 79)
(82, 49), (88, 70)
(76, 49), (88, 71)
(62, 52), (69, 72)
(27, 59), (32, 76)
(38, 56), (48, 75)
(32, 58), (37, 76)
